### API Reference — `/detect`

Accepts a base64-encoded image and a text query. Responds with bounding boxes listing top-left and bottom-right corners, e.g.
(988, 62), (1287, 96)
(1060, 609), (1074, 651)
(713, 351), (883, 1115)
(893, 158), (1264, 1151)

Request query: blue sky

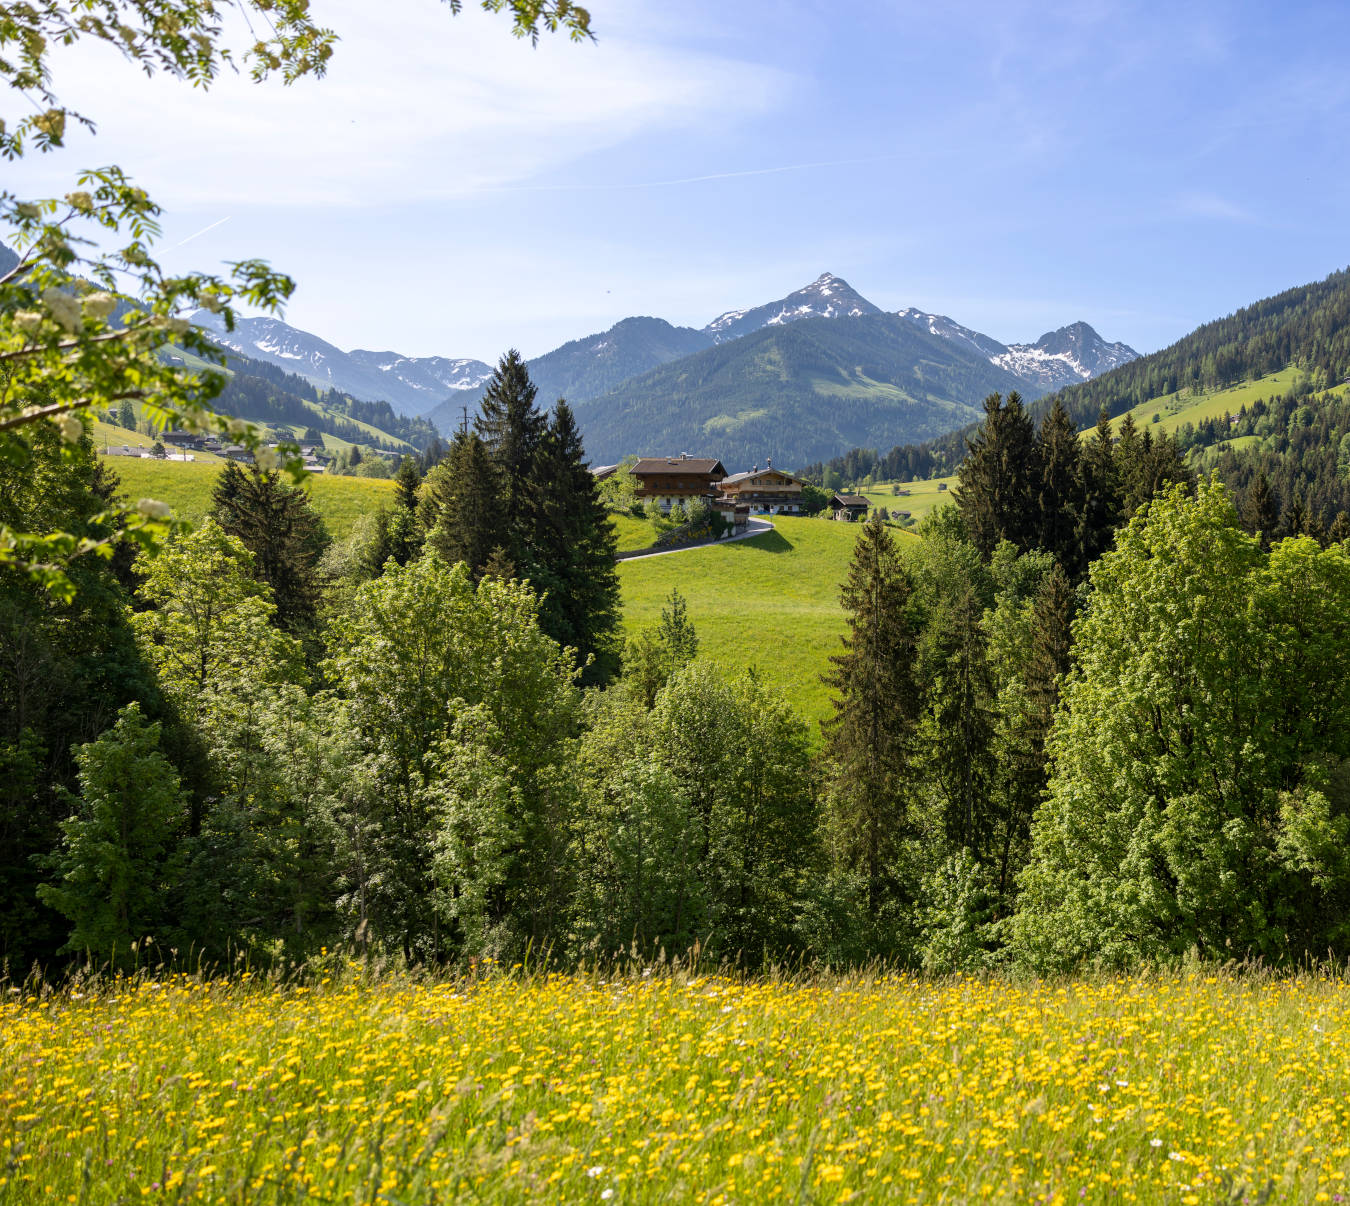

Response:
(11, 0), (1350, 362)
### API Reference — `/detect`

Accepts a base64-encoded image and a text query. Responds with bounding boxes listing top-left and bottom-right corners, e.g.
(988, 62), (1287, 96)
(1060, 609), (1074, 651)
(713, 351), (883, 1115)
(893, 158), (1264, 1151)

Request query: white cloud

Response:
(13, 0), (790, 207)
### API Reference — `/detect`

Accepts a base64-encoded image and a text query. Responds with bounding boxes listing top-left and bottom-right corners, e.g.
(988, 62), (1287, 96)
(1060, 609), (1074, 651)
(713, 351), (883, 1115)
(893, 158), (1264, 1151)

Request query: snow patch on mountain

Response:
(897, 309), (1138, 391)
(704, 272), (882, 343)
(190, 310), (491, 416)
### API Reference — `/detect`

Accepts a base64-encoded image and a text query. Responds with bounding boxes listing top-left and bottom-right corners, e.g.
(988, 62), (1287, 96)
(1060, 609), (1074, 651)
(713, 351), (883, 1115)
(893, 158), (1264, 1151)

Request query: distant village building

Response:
(831, 493), (870, 522)
(717, 459), (807, 514)
(632, 454), (727, 512)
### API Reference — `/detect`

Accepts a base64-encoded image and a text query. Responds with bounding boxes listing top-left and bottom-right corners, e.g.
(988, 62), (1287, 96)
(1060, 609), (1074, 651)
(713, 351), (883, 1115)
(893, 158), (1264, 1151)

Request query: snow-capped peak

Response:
(896, 307), (1139, 391)
(704, 273), (882, 343)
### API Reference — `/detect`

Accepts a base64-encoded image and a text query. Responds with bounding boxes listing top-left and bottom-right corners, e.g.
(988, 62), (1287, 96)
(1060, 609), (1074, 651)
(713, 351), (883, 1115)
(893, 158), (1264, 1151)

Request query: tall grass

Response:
(3, 961), (1349, 1203)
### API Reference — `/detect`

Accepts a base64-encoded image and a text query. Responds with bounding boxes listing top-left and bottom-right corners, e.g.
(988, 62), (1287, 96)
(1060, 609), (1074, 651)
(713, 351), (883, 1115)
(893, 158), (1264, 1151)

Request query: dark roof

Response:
(721, 467), (805, 486)
(833, 494), (870, 507)
(633, 456), (726, 477)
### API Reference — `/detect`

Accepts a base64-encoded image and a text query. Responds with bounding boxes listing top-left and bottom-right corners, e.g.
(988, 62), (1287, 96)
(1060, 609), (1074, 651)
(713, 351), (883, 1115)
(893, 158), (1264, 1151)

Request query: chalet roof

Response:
(632, 456), (726, 477)
(832, 494), (870, 508)
(722, 467), (805, 486)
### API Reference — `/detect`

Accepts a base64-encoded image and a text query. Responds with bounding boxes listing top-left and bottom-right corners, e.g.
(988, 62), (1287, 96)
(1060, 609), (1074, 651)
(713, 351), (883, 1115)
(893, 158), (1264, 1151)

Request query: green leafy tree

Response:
(1014, 481), (1350, 970)
(37, 704), (186, 962)
(650, 663), (816, 958)
(624, 587), (699, 708)
(324, 556), (580, 959)
(0, 0), (592, 588)
(570, 691), (703, 957)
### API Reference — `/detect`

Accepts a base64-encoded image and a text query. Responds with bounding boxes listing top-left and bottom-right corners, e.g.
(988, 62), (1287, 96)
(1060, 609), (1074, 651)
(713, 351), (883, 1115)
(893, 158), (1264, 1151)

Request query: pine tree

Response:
(210, 462), (330, 637)
(955, 392), (1041, 557)
(1241, 471), (1281, 547)
(1036, 398), (1085, 568)
(821, 516), (922, 919)
(996, 562), (1073, 898)
(421, 431), (506, 577)
(388, 455), (424, 566)
(528, 401), (621, 683)
(1077, 406), (1122, 574)
(1329, 510), (1350, 544)
(922, 584), (997, 857)
(475, 349), (546, 568)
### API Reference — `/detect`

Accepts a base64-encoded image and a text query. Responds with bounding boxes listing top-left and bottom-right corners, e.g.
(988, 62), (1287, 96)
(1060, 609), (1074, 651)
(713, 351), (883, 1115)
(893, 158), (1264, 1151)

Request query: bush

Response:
(629, 501), (646, 518)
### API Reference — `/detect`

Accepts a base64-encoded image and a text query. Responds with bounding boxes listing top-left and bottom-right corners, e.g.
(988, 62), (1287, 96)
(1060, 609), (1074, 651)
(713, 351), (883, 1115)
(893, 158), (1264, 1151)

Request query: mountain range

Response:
(192, 272), (1139, 468)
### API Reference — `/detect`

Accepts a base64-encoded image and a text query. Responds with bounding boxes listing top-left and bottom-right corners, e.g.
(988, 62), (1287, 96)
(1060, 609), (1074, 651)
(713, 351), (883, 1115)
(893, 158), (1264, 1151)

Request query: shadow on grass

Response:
(735, 528), (794, 554)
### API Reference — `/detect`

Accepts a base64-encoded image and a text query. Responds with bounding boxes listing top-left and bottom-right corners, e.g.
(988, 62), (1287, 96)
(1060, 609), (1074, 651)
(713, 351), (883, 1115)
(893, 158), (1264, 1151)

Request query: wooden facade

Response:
(717, 462), (807, 514)
(632, 455), (727, 511)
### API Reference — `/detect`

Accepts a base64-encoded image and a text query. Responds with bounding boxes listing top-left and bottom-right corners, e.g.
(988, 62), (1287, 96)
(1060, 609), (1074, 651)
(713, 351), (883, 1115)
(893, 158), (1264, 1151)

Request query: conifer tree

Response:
(421, 431), (506, 578)
(994, 561), (1073, 899)
(1241, 472), (1281, 547)
(820, 516), (922, 919)
(475, 349), (546, 568)
(955, 392), (1041, 557)
(210, 462), (330, 637)
(387, 455), (424, 566)
(922, 584), (997, 856)
(1330, 510), (1350, 545)
(1035, 398), (1085, 568)
(1077, 406), (1122, 574)
(529, 401), (621, 683)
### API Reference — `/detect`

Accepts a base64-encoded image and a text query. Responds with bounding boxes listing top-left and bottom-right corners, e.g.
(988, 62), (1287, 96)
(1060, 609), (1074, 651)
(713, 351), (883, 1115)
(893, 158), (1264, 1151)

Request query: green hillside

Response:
(429, 316), (712, 433)
(808, 265), (1350, 485)
(618, 516), (911, 729)
(575, 313), (1041, 470)
(109, 459), (394, 541)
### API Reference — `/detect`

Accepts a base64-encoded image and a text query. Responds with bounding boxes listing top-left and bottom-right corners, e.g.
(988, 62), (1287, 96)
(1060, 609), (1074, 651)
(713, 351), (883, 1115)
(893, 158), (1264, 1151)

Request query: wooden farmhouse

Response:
(632, 455), (727, 511)
(717, 459), (807, 514)
(831, 493), (870, 521)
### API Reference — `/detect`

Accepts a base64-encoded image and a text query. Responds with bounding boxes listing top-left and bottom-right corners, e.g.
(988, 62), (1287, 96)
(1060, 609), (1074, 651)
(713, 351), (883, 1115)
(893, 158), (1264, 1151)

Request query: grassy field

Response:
(858, 475), (958, 525)
(618, 516), (897, 729)
(1104, 368), (1350, 441)
(4, 966), (1349, 1204)
(108, 459), (394, 542)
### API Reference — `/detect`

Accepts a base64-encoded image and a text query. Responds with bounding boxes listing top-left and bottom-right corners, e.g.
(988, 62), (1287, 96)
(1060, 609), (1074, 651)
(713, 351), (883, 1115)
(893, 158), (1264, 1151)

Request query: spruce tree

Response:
(996, 561), (1073, 899)
(821, 516), (922, 919)
(1329, 510), (1350, 544)
(955, 392), (1041, 557)
(210, 462), (330, 637)
(1241, 472), (1281, 547)
(475, 349), (546, 569)
(1077, 406), (1122, 574)
(421, 430), (506, 577)
(388, 455), (424, 566)
(1035, 398), (1085, 568)
(529, 401), (621, 683)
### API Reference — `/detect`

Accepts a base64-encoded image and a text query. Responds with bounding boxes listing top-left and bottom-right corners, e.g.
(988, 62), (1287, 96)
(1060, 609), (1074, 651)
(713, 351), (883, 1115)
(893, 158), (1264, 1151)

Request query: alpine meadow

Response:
(5, 1), (1350, 1204)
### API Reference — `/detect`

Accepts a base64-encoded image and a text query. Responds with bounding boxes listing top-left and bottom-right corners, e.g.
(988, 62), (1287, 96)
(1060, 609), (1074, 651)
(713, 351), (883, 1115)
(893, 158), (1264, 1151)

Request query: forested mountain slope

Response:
(428, 316), (713, 432)
(574, 312), (1040, 469)
(807, 266), (1350, 484)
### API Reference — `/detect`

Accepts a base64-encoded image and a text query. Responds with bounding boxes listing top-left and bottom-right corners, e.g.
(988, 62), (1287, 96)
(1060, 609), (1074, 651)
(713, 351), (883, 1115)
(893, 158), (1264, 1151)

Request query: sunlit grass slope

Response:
(859, 475), (958, 523)
(5, 967), (1350, 1204)
(619, 517), (885, 728)
(109, 459), (393, 542)
(1104, 368), (1350, 440)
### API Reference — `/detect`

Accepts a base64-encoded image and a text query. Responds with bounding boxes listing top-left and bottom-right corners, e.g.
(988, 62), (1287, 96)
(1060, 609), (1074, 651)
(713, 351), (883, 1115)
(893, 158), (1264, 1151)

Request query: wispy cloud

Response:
(14, 0), (792, 208)
(1175, 192), (1256, 224)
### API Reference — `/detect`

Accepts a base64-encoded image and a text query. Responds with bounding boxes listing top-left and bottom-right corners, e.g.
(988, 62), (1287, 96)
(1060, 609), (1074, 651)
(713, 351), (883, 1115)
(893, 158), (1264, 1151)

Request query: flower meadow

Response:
(3, 966), (1349, 1204)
